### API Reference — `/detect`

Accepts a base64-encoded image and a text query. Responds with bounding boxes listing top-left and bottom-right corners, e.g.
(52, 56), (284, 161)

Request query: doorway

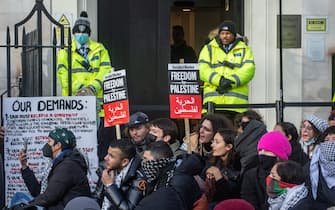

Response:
(170, 0), (244, 55)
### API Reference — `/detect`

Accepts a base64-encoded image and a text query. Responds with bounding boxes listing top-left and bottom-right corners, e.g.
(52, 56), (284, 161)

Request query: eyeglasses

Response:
(300, 125), (313, 131)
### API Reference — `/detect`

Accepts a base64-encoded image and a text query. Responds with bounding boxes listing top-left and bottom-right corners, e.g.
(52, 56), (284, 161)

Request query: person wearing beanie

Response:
(18, 128), (91, 209)
(241, 131), (292, 210)
(273, 122), (309, 166)
(299, 114), (328, 158)
(198, 20), (255, 122)
(57, 11), (114, 162)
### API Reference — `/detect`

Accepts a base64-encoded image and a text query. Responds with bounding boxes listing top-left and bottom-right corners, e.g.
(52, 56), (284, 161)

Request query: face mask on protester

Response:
(303, 137), (315, 146)
(42, 143), (53, 158)
(266, 175), (296, 198)
(259, 155), (277, 171)
(74, 33), (89, 45)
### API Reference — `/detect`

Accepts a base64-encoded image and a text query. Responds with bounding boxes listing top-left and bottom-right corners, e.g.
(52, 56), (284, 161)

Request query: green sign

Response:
(306, 18), (327, 32)
(277, 15), (301, 48)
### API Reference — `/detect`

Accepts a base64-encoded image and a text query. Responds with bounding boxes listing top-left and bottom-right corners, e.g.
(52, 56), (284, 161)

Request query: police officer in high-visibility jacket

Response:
(199, 20), (255, 121)
(57, 11), (113, 160)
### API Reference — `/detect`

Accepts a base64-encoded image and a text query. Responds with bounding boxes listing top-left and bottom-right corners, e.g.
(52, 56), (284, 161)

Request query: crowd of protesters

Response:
(1, 109), (335, 210)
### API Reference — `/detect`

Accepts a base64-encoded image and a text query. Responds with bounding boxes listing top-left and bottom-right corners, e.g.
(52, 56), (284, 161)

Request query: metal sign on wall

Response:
(306, 17), (327, 32)
(277, 15), (301, 48)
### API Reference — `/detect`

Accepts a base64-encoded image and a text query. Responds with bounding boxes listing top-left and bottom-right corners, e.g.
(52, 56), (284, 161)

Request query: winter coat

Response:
(102, 155), (146, 210)
(240, 166), (269, 210)
(302, 161), (335, 209)
(199, 36), (255, 113)
(57, 38), (112, 117)
(29, 150), (91, 210)
(234, 120), (267, 176)
(136, 154), (204, 210)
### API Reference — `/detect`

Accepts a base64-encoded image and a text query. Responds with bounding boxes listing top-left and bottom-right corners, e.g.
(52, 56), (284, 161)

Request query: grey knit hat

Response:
(72, 11), (91, 35)
(64, 197), (100, 210)
(305, 114), (328, 132)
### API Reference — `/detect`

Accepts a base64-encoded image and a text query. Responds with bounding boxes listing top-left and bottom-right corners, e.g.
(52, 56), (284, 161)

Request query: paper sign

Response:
(3, 96), (98, 205)
(168, 64), (202, 119)
(103, 69), (129, 126)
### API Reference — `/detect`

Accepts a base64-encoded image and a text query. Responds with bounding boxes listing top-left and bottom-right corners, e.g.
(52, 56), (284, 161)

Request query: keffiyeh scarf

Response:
(268, 184), (308, 210)
(141, 157), (175, 183)
(310, 142), (335, 199)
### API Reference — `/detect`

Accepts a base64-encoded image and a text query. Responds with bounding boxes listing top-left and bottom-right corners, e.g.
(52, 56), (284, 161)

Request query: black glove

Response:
(216, 77), (234, 94)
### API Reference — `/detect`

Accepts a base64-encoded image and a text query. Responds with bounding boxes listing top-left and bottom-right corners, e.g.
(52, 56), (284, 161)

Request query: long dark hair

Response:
(208, 128), (236, 167)
(275, 122), (299, 142)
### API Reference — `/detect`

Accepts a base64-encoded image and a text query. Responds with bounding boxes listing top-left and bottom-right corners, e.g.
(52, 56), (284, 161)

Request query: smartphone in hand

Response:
(23, 139), (28, 152)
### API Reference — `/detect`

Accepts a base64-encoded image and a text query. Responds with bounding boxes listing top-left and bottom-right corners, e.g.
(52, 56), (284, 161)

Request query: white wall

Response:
(246, 0), (333, 130)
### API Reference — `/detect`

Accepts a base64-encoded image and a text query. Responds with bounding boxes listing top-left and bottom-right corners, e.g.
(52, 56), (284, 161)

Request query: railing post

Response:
(52, 27), (57, 96)
(207, 102), (215, 114)
(275, 100), (284, 122)
(67, 29), (72, 96)
(6, 27), (11, 97)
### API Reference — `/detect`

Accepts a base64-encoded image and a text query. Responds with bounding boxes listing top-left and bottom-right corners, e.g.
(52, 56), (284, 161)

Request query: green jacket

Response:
(57, 39), (112, 116)
(199, 37), (255, 113)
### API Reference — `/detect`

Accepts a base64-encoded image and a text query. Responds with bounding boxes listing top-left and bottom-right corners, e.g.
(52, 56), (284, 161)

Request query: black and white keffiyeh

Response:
(268, 184), (308, 210)
(141, 157), (175, 183)
(310, 142), (335, 199)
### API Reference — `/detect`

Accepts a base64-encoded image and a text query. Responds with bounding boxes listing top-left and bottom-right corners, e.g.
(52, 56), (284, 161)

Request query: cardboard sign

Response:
(3, 96), (98, 205)
(103, 69), (130, 126)
(168, 64), (202, 119)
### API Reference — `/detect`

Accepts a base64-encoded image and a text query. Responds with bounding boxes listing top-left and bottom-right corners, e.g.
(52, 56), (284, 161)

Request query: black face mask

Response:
(258, 155), (277, 171)
(42, 143), (53, 158)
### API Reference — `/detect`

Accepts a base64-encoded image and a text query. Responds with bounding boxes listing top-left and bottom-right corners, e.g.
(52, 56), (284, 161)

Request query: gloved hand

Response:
(76, 86), (96, 96)
(216, 77), (234, 94)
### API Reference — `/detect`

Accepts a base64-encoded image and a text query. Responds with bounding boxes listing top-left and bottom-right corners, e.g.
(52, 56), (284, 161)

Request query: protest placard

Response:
(168, 63), (202, 119)
(3, 96), (98, 205)
(103, 69), (130, 127)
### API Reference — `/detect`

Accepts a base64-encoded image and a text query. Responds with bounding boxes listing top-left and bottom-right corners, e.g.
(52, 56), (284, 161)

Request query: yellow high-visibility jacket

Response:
(199, 37), (255, 113)
(57, 39), (112, 117)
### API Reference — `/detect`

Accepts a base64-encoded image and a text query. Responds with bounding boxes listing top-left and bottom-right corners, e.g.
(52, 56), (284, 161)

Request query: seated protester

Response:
(172, 153), (206, 210)
(99, 139), (146, 210)
(204, 129), (240, 209)
(266, 161), (308, 210)
(181, 114), (233, 157)
(274, 122), (309, 166)
(149, 118), (185, 157)
(135, 141), (202, 210)
(233, 110), (267, 177)
(29, 128), (91, 209)
(241, 131), (292, 210)
(302, 126), (335, 209)
(125, 112), (155, 156)
(299, 114), (328, 158)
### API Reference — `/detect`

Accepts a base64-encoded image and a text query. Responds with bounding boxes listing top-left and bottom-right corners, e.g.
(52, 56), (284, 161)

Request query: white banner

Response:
(3, 96), (98, 205)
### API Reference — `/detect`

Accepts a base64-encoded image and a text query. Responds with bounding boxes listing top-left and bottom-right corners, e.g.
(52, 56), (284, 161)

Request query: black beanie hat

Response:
(218, 20), (236, 36)
(72, 11), (91, 35)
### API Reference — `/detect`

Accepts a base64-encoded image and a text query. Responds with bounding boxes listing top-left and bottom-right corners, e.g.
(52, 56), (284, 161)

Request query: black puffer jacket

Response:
(240, 167), (269, 210)
(170, 154), (204, 210)
(234, 120), (267, 176)
(103, 155), (146, 210)
(135, 154), (204, 210)
(29, 149), (91, 210)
